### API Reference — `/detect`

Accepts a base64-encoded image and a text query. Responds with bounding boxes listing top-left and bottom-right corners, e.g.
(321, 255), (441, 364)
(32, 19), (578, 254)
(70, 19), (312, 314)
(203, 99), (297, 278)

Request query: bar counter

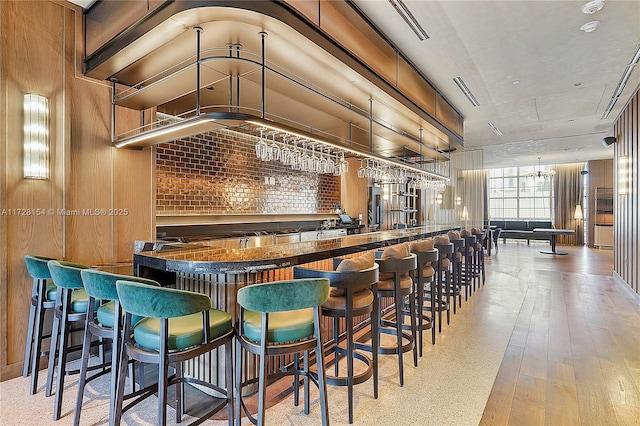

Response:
(132, 225), (459, 392)
(134, 225), (459, 275)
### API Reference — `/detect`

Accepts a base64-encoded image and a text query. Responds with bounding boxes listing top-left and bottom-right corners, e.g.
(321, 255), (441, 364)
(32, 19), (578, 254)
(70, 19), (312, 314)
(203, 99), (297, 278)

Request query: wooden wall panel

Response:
(398, 57), (436, 116)
(114, 145), (155, 262)
(1, 0), (154, 380)
(340, 158), (368, 224)
(65, 77), (113, 264)
(0, 0), (7, 370)
(586, 159), (613, 247)
(319, 0), (397, 85)
(436, 93), (463, 137)
(286, 0), (320, 26)
(613, 88), (639, 294)
(2, 0), (66, 375)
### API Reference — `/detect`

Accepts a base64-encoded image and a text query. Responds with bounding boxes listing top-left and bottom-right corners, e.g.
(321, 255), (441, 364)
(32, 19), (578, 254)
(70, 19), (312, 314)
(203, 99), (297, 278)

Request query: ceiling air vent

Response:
(453, 77), (480, 107)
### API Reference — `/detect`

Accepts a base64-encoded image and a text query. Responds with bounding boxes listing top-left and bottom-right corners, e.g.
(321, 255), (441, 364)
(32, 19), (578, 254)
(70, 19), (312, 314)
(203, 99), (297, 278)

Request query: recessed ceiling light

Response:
(580, 21), (600, 32)
(581, 0), (605, 15)
(512, 80), (520, 85)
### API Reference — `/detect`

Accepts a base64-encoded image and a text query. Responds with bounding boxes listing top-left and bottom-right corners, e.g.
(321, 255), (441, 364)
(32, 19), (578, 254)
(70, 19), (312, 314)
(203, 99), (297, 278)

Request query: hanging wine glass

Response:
(357, 159), (365, 178)
(269, 131), (280, 162)
(300, 141), (310, 172)
(255, 128), (267, 160)
(290, 139), (301, 170)
(280, 136), (291, 165)
(340, 152), (349, 174)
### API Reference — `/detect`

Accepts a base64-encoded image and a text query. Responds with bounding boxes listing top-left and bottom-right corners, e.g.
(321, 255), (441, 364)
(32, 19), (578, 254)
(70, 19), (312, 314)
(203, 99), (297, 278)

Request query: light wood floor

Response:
(480, 243), (640, 425)
(2, 243), (638, 425)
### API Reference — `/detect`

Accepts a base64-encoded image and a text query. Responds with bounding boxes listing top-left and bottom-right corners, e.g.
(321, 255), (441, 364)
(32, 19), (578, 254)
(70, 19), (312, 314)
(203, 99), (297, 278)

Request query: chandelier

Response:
(524, 157), (556, 180)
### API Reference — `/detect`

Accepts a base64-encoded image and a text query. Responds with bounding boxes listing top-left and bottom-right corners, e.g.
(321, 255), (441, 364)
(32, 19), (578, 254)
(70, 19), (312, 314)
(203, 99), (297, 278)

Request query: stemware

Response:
(255, 129), (268, 160)
(357, 159), (366, 178)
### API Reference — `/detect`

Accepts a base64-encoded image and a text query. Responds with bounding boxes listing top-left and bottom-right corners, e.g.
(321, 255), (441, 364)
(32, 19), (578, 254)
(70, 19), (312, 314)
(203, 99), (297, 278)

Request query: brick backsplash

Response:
(156, 129), (341, 215)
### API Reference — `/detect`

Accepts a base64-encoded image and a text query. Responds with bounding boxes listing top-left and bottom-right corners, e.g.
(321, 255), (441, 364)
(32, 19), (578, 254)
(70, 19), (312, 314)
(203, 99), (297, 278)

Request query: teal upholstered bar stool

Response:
(74, 269), (160, 426)
(23, 255), (56, 395)
(374, 243), (418, 386)
(294, 255), (379, 424)
(46, 260), (93, 421)
(113, 280), (234, 426)
(235, 278), (330, 426)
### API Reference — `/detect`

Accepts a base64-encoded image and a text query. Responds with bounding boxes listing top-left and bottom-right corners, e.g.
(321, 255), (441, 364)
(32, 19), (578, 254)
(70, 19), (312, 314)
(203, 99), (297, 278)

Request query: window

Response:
(488, 166), (553, 220)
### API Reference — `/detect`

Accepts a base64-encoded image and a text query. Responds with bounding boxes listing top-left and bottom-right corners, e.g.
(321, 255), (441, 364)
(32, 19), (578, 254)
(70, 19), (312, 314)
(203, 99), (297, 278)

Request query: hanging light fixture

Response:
(23, 94), (50, 179)
(524, 157), (556, 180)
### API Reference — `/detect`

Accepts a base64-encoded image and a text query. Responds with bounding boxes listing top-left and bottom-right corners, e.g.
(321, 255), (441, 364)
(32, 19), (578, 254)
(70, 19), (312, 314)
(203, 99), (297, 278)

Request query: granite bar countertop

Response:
(134, 225), (459, 275)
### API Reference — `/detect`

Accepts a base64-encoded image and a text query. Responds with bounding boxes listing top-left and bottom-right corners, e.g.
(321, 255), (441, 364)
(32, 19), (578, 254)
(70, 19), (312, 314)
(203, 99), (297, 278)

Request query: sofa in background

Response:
(486, 220), (553, 244)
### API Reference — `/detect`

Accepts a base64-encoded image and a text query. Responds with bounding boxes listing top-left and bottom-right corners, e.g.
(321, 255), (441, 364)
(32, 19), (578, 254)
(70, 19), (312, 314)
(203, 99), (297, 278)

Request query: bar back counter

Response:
(133, 225), (459, 393)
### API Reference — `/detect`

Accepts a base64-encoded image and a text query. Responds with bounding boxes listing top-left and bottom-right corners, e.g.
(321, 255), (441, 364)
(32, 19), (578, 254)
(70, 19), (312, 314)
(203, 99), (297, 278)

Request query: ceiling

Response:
(71, 0), (640, 169)
(352, 0), (640, 168)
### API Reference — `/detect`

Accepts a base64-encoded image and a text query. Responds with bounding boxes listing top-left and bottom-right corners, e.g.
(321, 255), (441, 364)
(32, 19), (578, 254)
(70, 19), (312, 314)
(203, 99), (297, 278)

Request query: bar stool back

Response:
(23, 255), (56, 395)
(460, 230), (477, 293)
(46, 260), (92, 421)
(235, 278), (330, 426)
(409, 241), (438, 352)
(447, 231), (465, 310)
(433, 236), (454, 330)
(74, 269), (160, 426)
(114, 280), (234, 426)
(375, 244), (418, 386)
(471, 227), (487, 286)
(294, 257), (379, 424)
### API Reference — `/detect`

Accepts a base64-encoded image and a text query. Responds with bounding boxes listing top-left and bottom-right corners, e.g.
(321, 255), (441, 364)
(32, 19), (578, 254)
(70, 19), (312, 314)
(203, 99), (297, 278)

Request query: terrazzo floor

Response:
(1, 244), (626, 425)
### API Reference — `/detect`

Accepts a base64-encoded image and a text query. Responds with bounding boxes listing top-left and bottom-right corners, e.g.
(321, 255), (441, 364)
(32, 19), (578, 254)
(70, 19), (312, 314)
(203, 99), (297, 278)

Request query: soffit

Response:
(103, 6), (457, 159)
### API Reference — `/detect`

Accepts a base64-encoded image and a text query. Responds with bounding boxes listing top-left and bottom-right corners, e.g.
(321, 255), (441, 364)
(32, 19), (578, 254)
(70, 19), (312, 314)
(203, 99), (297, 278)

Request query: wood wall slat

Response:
(286, 0), (320, 26)
(319, 0), (397, 85)
(1, 0), (154, 379)
(613, 88), (639, 294)
(3, 0), (66, 370)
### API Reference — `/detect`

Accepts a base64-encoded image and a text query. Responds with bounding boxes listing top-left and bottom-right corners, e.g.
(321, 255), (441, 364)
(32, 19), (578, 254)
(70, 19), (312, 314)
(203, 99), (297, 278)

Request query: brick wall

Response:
(156, 129), (341, 215)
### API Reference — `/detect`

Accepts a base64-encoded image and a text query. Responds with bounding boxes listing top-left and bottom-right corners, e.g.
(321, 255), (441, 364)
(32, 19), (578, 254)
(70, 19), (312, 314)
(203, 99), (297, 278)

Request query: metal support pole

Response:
(369, 98), (373, 152)
(227, 43), (233, 111)
(419, 127), (423, 170)
(235, 44), (241, 113)
(194, 26), (203, 116)
(111, 79), (117, 143)
(259, 31), (268, 119)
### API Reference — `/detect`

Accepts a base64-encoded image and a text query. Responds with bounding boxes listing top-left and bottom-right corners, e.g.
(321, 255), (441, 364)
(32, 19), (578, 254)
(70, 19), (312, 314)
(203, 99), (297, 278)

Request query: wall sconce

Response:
(618, 156), (629, 195)
(436, 193), (443, 204)
(23, 94), (49, 179)
(456, 196), (462, 206)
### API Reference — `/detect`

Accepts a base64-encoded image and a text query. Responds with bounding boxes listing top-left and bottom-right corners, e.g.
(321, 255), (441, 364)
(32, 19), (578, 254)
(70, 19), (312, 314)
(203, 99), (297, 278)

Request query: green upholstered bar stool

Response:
(235, 278), (330, 426)
(74, 269), (160, 426)
(433, 236), (454, 330)
(409, 240), (438, 352)
(23, 255), (57, 395)
(374, 243), (418, 386)
(294, 254), (379, 424)
(45, 260), (94, 421)
(113, 281), (234, 426)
